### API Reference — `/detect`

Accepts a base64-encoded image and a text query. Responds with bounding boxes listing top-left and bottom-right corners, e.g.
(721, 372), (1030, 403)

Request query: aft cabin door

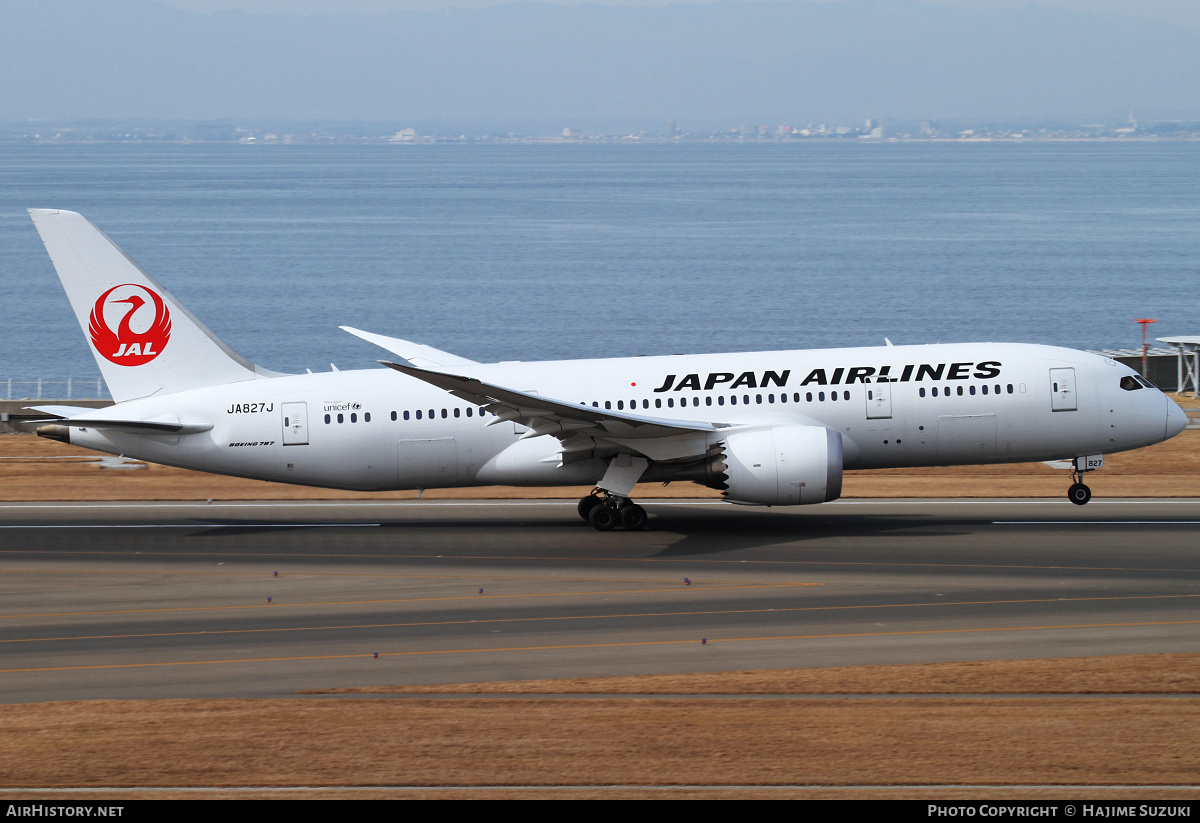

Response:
(282, 402), (309, 445)
(866, 382), (892, 419)
(1050, 368), (1077, 412)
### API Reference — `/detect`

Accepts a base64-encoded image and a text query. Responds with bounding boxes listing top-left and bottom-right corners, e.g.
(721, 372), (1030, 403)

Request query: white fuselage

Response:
(66, 342), (1181, 493)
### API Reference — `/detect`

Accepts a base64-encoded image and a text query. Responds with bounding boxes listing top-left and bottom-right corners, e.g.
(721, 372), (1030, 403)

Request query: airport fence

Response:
(3, 378), (109, 400)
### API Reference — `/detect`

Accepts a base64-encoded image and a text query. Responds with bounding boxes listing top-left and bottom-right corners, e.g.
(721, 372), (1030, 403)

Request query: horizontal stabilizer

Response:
(24, 405), (101, 419)
(36, 412), (212, 434)
(341, 326), (480, 369)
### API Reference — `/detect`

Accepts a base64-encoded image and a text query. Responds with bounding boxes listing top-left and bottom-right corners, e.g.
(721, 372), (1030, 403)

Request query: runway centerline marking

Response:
(0, 582), (822, 620)
(2, 618), (1198, 675)
(2, 548), (1198, 575)
(5, 593), (1198, 646)
(0, 569), (735, 585)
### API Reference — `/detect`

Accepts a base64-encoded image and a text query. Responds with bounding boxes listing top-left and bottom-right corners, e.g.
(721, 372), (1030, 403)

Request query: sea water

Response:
(1, 141), (1197, 387)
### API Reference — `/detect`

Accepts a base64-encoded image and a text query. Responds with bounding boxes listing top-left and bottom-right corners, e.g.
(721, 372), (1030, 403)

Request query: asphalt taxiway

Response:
(1, 498), (1198, 703)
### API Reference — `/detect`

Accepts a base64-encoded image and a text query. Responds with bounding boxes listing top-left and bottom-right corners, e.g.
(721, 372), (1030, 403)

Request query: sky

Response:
(154, 0), (1200, 28)
(7, 0), (1197, 126)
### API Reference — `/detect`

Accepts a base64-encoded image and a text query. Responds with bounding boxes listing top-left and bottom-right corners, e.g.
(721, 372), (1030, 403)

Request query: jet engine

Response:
(676, 425), (843, 506)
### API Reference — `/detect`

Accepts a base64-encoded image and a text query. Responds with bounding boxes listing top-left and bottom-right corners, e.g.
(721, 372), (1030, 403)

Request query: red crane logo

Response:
(88, 284), (172, 366)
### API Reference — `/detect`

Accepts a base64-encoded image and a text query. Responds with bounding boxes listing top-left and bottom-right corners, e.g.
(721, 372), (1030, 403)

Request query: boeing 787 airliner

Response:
(27, 210), (1188, 529)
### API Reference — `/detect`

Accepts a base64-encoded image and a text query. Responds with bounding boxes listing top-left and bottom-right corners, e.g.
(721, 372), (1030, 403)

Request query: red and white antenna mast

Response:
(1134, 318), (1157, 377)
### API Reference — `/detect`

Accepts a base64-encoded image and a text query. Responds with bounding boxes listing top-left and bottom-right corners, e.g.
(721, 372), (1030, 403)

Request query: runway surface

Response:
(1, 498), (1198, 703)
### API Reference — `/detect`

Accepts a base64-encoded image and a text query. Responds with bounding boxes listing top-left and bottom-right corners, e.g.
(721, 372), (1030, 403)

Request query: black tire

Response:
(578, 495), (602, 521)
(589, 504), (618, 531)
(1068, 482), (1092, 506)
(619, 504), (648, 531)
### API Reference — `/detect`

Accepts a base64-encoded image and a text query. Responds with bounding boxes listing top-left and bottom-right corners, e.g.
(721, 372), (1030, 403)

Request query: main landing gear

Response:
(578, 490), (648, 531)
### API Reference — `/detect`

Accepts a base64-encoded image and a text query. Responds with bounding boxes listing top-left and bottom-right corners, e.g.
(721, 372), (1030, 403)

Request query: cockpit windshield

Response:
(1121, 375), (1158, 391)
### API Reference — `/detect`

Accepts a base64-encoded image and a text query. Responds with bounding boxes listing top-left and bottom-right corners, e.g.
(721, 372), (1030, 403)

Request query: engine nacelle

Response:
(718, 425), (843, 506)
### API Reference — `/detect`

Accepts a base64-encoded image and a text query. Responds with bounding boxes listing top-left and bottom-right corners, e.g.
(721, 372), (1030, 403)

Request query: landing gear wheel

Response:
(1068, 482), (1092, 506)
(578, 494), (602, 521)
(588, 504), (618, 531)
(619, 504), (648, 531)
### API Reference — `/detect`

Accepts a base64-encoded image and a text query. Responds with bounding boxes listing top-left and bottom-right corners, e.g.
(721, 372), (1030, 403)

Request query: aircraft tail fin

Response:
(29, 209), (279, 403)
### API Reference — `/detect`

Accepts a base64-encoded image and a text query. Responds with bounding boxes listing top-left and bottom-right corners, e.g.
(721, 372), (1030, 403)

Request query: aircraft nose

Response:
(1166, 398), (1188, 440)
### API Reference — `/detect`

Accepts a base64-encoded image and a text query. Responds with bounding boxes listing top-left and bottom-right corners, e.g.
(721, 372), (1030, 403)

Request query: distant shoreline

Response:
(5, 135), (1200, 146)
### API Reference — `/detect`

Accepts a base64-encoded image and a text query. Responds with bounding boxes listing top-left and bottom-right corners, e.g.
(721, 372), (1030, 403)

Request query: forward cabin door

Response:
(282, 402), (309, 445)
(866, 382), (892, 419)
(1050, 368), (1077, 412)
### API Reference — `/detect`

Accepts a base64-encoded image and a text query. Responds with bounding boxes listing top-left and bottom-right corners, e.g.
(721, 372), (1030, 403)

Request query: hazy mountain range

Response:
(3, 0), (1198, 129)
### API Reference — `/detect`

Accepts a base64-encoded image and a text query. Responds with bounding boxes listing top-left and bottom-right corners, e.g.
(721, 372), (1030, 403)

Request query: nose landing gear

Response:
(1066, 455), (1102, 505)
(578, 489), (648, 531)
(1067, 479), (1092, 506)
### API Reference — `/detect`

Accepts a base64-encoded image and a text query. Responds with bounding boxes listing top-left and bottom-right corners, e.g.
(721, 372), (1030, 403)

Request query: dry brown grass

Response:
(1, 656), (1199, 797)
(2, 426), (1199, 501)
(306, 653), (1200, 695)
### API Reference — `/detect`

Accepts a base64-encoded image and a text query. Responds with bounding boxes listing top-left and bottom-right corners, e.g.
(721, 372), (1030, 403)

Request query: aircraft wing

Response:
(342, 326), (480, 369)
(379, 360), (722, 463)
